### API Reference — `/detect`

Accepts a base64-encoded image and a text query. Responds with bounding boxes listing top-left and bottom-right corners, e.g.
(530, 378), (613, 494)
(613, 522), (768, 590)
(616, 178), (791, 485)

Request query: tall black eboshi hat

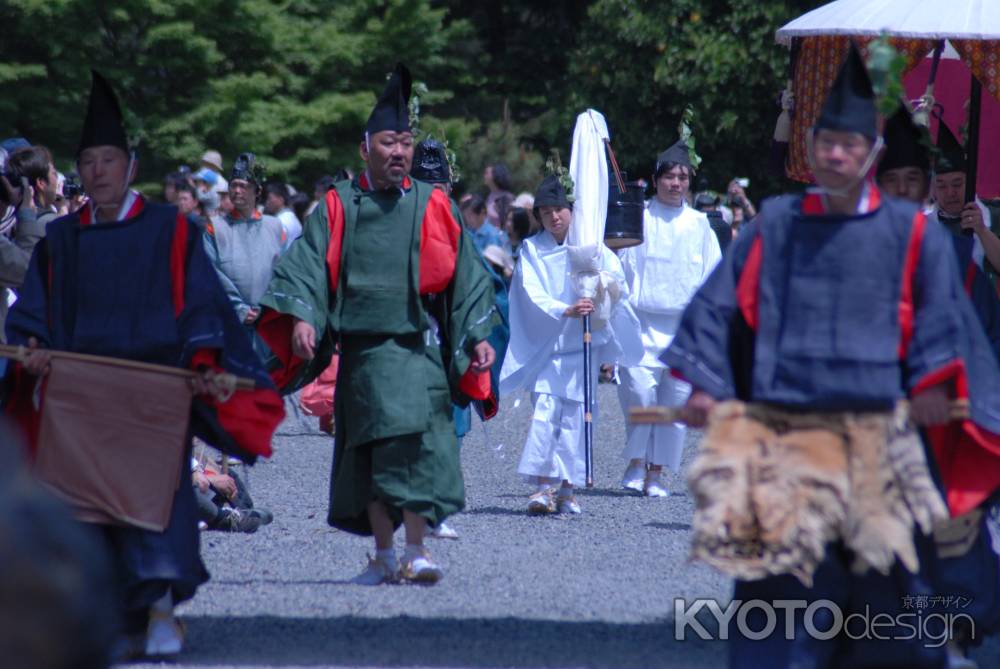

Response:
(78, 70), (130, 156)
(365, 63), (412, 136)
(934, 120), (967, 174)
(878, 104), (931, 175)
(815, 43), (878, 140)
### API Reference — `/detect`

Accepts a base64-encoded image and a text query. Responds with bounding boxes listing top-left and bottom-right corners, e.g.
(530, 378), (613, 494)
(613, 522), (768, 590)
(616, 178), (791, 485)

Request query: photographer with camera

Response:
(726, 177), (756, 234)
(0, 144), (58, 342)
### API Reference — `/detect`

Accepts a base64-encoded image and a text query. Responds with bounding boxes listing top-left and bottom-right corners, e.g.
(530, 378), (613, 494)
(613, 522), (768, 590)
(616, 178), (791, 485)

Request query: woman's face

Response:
(483, 166), (494, 189)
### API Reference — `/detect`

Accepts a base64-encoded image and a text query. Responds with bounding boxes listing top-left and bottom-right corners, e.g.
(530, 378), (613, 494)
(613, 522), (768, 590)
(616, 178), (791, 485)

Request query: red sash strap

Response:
(170, 213), (188, 317)
(897, 211), (928, 359)
(736, 235), (763, 331)
(964, 262), (977, 297)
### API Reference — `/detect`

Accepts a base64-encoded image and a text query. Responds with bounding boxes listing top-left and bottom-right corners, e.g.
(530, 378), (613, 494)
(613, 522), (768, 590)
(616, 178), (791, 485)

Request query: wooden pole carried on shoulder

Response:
(0, 344), (258, 391)
(628, 399), (971, 425)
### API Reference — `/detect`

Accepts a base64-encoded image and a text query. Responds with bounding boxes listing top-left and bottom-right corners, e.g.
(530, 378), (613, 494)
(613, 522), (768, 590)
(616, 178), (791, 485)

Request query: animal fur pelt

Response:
(688, 401), (948, 587)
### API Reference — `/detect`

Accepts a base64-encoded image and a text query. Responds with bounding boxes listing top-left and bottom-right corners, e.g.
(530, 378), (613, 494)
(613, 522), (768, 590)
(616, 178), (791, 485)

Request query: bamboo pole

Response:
(0, 344), (257, 391)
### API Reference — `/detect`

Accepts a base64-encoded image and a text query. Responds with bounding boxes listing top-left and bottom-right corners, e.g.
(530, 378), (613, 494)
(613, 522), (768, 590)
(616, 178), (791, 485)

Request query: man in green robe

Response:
(258, 63), (498, 585)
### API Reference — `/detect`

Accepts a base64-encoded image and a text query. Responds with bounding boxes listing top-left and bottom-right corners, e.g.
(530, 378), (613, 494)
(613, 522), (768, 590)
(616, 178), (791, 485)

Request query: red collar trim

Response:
(78, 192), (145, 226)
(801, 181), (881, 216)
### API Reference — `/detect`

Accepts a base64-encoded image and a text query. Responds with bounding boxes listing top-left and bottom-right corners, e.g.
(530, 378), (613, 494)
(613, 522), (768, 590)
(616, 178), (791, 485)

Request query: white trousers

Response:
(617, 365), (690, 471)
(517, 392), (587, 486)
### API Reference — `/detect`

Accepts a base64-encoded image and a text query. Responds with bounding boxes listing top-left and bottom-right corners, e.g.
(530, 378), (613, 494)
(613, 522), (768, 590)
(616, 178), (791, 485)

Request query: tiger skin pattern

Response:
(688, 401), (948, 587)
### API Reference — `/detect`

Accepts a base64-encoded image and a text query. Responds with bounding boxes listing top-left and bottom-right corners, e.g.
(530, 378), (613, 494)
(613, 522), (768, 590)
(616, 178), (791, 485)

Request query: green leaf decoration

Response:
(409, 81), (429, 137)
(678, 105), (702, 171)
(545, 149), (575, 204)
(866, 33), (906, 119)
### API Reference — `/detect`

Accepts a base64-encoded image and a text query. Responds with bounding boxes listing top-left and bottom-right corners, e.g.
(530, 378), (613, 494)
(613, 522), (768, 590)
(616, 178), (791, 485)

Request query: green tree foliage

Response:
(566, 0), (827, 195)
(0, 0), (474, 185)
(1, 0), (828, 199)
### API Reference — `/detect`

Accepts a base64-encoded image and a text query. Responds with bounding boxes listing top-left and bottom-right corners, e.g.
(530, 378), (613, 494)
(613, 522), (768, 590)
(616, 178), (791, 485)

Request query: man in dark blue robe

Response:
(664, 45), (1000, 668)
(2, 71), (283, 660)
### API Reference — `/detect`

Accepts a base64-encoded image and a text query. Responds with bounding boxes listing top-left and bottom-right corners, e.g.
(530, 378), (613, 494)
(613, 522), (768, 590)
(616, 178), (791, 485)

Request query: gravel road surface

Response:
(132, 387), (1000, 669)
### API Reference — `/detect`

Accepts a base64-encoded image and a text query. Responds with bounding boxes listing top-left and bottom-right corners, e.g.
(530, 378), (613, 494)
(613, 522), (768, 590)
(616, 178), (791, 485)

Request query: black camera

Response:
(63, 173), (83, 199)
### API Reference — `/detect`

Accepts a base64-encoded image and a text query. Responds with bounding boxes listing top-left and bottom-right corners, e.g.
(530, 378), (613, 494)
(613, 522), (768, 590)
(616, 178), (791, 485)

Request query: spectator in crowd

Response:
(8, 145), (61, 226)
(308, 174), (337, 216)
(725, 178), (756, 221)
(263, 181), (302, 249)
(0, 143), (52, 342)
(175, 181), (204, 229)
(162, 171), (189, 204)
(289, 191), (311, 227)
(191, 456), (273, 533)
(200, 149), (228, 193)
(217, 182), (234, 217)
(204, 152), (286, 329)
(512, 191), (539, 234)
(693, 190), (732, 254)
(484, 162), (513, 228)
(460, 193), (503, 252)
(192, 167), (220, 217)
(503, 206), (533, 261)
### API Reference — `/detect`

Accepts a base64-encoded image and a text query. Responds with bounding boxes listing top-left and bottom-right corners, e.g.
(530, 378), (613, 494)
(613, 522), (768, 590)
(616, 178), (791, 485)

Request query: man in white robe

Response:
(500, 176), (642, 514)
(617, 140), (721, 496)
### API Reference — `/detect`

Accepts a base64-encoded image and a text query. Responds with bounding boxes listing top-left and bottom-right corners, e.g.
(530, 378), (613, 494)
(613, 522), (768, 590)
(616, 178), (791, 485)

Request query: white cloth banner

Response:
(567, 109), (610, 275)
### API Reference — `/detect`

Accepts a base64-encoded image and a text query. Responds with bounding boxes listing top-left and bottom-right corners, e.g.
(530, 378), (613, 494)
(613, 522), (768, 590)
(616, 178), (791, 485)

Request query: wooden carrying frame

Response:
(33, 357), (194, 532)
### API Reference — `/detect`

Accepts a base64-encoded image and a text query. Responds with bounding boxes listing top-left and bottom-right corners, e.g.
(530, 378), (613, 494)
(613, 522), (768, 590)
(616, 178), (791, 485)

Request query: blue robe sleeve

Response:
(660, 222), (759, 399)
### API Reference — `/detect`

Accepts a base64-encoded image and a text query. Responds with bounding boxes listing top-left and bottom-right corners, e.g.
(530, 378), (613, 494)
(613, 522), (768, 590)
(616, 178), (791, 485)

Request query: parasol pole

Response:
(966, 73), (982, 206)
(927, 41), (945, 91)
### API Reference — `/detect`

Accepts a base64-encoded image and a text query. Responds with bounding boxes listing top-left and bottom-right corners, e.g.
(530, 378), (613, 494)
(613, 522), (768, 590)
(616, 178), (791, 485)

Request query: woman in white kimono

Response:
(500, 176), (642, 515)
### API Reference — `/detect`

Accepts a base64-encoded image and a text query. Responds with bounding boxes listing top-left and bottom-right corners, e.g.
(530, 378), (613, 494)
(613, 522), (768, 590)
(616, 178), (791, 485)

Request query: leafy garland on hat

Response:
(678, 105), (702, 171)
(545, 149), (575, 204)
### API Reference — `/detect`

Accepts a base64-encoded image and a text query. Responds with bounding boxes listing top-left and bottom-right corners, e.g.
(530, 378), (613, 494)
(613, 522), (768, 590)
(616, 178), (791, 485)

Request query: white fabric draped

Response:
(499, 230), (642, 402)
(567, 109), (610, 276)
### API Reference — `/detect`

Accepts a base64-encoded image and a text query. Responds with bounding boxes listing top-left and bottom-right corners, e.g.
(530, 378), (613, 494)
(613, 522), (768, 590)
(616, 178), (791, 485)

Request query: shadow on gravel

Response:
(645, 521), (692, 531)
(575, 488), (639, 498)
(463, 505), (531, 516)
(175, 614), (723, 667)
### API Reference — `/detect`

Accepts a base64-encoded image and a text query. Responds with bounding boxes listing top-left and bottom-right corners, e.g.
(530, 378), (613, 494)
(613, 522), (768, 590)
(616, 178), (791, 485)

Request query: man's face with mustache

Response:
(361, 131), (414, 188)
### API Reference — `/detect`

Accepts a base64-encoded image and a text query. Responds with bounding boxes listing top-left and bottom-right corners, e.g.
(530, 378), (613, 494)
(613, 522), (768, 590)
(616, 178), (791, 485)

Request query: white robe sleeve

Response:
(701, 219), (723, 282)
(499, 240), (570, 394)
